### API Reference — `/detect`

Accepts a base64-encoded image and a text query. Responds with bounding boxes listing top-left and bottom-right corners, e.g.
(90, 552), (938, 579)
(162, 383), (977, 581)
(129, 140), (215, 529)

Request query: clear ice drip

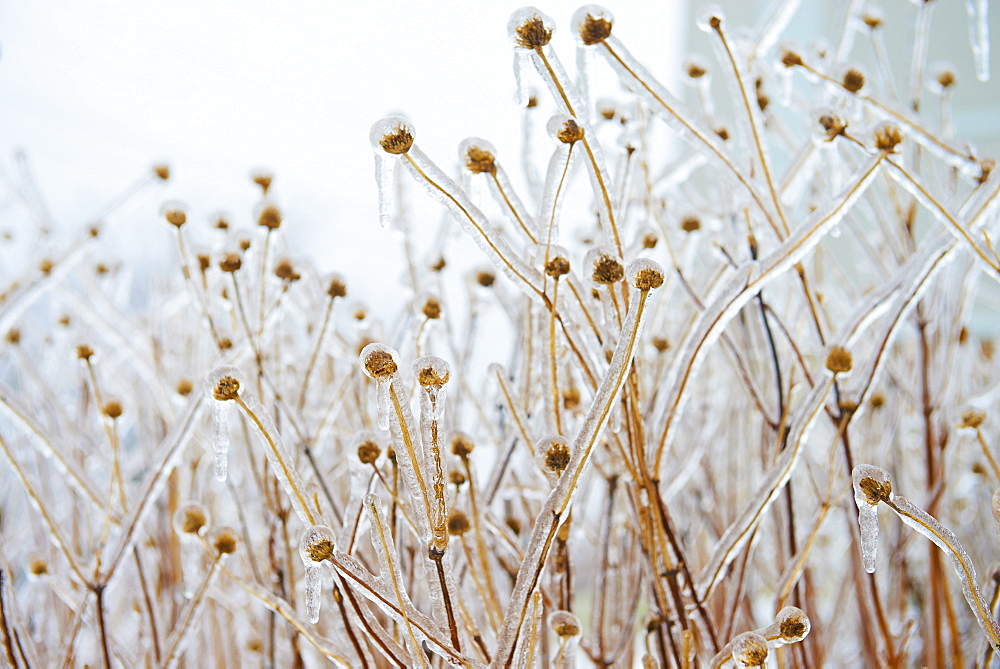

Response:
(211, 399), (230, 482)
(376, 378), (391, 430)
(852, 464), (891, 573)
(299, 525), (336, 624)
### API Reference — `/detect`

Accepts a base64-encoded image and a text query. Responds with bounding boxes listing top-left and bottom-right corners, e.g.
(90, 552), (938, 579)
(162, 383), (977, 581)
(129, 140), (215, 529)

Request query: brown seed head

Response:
(681, 216), (701, 232)
(936, 69), (956, 89)
(732, 633), (769, 667)
(422, 297), (442, 319)
(873, 124), (903, 154)
(780, 50), (804, 68)
(327, 277), (348, 299)
(180, 507), (207, 534)
(363, 349), (397, 378)
(176, 379), (194, 396)
(76, 344), (94, 360)
(452, 434), (475, 458)
(526, 95), (538, 108)
(447, 511), (471, 536)
(960, 410), (986, 430)
(274, 259), (300, 282)
(545, 256), (571, 277)
(379, 124), (414, 155)
(213, 528), (238, 555)
(213, 376), (241, 401)
(28, 558), (48, 577)
(978, 158), (996, 185)
(475, 270), (496, 287)
(38, 258), (54, 274)
(417, 366), (449, 388)
(862, 12), (883, 29)
(579, 13), (612, 45)
(869, 392), (885, 409)
(197, 254), (211, 272)
(819, 113), (848, 140)
(557, 118), (585, 144)
(449, 469), (466, 486)
(652, 337), (670, 353)
(252, 172), (273, 195)
(858, 476), (892, 505)
(465, 146), (497, 175)
(825, 346), (853, 374)
(219, 253), (242, 273)
(554, 620), (580, 637)
(238, 238), (251, 251)
(306, 538), (335, 562)
(257, 204), (282, 229)
(102, 401), (123, 420)
(544, 441), (571, 474)
(164, 208), (187, 228)
(633, 266), (665, 291)
(686, 62), (707, 79)
(214, 216), (230, 230)
(218, 337), (233, 350)
(357, 439), (381, 464)
(779, 618), (808, 641)
(592, 254), (624, 284)
(842, 68), (865, 93)
(715, 127), (730, 141)
(153, 164), (170, 180)
(562, 387), (580, 409)
(6, 328), (20, 345)
(514, 16), (553, 49)
(642, 232), (658, 248)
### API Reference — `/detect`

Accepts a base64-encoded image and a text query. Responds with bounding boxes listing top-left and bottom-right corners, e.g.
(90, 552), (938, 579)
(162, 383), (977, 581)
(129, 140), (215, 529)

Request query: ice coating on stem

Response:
(759, 606), (811, 648)
(205, 365), (244, 482)
(370, 116), (415, 229)
(852, 464), (891, 573)
(376, 378), (391, 430)
(414, 355), (451, 551)
(513, 51), (531, 107)
(299, 525), (336, 624)
(730, 631), (769, 667)
(967, 0), (990, 81)
(549, 610), (582, 668)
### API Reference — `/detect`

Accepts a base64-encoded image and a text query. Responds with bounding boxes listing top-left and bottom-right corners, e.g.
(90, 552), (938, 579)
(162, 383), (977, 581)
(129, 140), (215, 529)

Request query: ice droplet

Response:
(305, 562), (321, 624)
(211, 400), (230, 482)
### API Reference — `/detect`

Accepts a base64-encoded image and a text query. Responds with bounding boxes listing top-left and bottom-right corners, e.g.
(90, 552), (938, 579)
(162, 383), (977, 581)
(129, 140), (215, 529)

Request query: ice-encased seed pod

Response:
(547, 114), (585, 145)
(627, 258), (665, 291)
(572, 5), (614, 45)
(414, 355), (451, 421)
(695, 4), (725, 33)
(209, 526), (239, 556)
(537, 434), (572, 481)
(585, 247), (624, 286)
(853, 464), (892, 573)
(508, 7), (555, 49)
(370, 116), (415, 228)
(173, 502), (211, 537)
(300, 525), (337, 624)
(731, 631), (769, 667)
(771, 606), (810, 646)
(205, 365), (245, 482)
(548, 610), (581, 637)
(459, 137), (498, 176)
(361, 343), (400, 430)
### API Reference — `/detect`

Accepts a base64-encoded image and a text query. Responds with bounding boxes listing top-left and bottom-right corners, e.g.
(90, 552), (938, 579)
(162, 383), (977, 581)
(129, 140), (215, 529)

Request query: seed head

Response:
(451, 432), (475, 458)
(326, 276), (347, 299)
(274, 258), (300, 282)
(825, 346), (853, 374)
(549, 611), (582, 637)
(775, 606), (810, 643)
(642, 232), (658, 248)
(76, 344), (94, 361)
(252, 171), (273, 195)
(853, 465), (893, 505)
(563, 387), (581, 409)
(6, 328), (20, 345)
(447, 511), (471, 536)
(212, 527), (239, 555)
(630, 259), (665, 290)
(464, 144), (497, 175)
(731, 632), (769, 667)
(28, 558), (48, 577)
(935, 69), (956, 89)
(257, 204), (282, 229)
(415, 357), (451, 387)
(178, 505), (208, 535)
(421, 297), (442, 320)
(163, 207), (187, 228)
(819, 112), (848, 140)
(842, 68), (865, 93)
(681, 216), (701, 232)
(214, 215), (230, 230)
(361, 344), (399, 379)
(545, 256), (571, 277)
(862, 9), (883, 29)
(960, 410), (986, 430)
(873, 124), (903, 154)
(575, 6), (613, 46)
(685, 58), (708, 79)
(780, 50), (804, 68)
(219, 253), (242, 273)
(589, 251), (624, 285)
(475, 270), (496, 287)
(449, 469), (466, 486)
(174, 379), (193, 397)
(213, 376), (241, 401)
(153, 164), (170, 180)
(372, 117), (415, 155)
(510, 8), (554, 49)
(869, 392), (885, 409)
(102, 401), (123, 420)
(238, 237), (251, 251)
(306, 538), (335, 562)
(39, 258), (54, 274)
(542, 438), (571, 474)
(977, 158), (996, 185)
(556, 118), (585, 144)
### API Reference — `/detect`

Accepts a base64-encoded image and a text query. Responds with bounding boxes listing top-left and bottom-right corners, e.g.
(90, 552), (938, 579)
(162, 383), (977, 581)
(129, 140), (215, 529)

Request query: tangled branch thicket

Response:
(1, 2), (999, 667)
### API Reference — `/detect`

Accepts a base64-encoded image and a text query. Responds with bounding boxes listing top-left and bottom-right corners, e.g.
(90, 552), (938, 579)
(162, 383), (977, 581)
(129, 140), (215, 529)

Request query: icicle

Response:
(211, 400), (230, 482)
(513, 50), (531, 107)
(376, 378), (391, 430)
(852, 464), (891, 573)
(299, 525), (336, 624)
(370, 116), (415, 229)
(967, 0), (991, 82)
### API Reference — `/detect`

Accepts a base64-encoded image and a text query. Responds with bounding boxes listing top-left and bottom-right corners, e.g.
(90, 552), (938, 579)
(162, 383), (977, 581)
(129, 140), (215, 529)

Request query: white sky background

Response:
(0, 1), (683, 306)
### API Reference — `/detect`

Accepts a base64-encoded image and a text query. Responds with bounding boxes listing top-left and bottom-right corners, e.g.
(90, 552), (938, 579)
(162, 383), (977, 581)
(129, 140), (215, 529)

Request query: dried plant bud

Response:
(652, 337), (670, 353)
(642, 232), (658, 248)
(371, 116), (415, 155)
(447, 511), (471, 536)
(252, 171), (273, 195)
(597, 99), (617, 120)
(274, 258), (300, 282)
(326, 275), (347, 299)
(218, 337), (233, 350)
(197, 254), (211, 272)
(629, 259), (665, 291)
(421, 296), (442, 320)
(873, 123), (903, 154)
(214, 215), (230, 230)
(102, 400), (123, 420)
(553, 116), (585, 144)
(869, 392), (885, 409)
(509, 7), (554, 49)
(6, 328), (20, 345)
(696, 5), (725, 32)
(38, 258), (54, 274)
(300, 525), (336, 562)
(153, 164), (170, 180)
(238, 237), (251, 251)
(549, 610), (582, 638)
(211, 526), (239, 555)
(174, 503), (210, 536)
(175, 379), (193, 396)
(818, 112), (848, 140)
(715, 127), (730, 141)
(934, 68), (956, 90)
(461, 138), (497, 175)
(76, 344), (94, 360)
(685, 56), (708, 79)
(448, 469), (466, 486)
(977, 158), (996, 185)
(780, 50), (804, 68)
(357, 439), (381, 464)
(219, 253), (242, 273)
(58, 315), (71, 327)
(573, 5), (613, 45)
(207, 365), (244, 402)
(775, 606), (811, 643)
(414, 356), (451, 386)
(731, 632), (769, 667)
(587, 248), (625, 285)
(680, 215), (701, 232)
(539, 435), (571, 476)
(861, 8), (883, 29)
(854, 465), (893, 505)
(451, 432), (475, 458)
(825, 346), (853, 374)
(562, 387), (581, 409)
(475, 269), (496, 287)
(28, 557), (48, 578)
(162, 204), (187, 228)
(960, 410), (986, 430)
(257, 204), (282, 229)
(545, 255), (571, 277)
(842, 68), (865, 93)
(360, 343), (399, 379)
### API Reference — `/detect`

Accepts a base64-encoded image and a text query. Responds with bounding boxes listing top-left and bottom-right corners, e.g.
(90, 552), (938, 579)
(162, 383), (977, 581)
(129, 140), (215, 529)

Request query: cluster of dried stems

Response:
(0, 1), (998, 667)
